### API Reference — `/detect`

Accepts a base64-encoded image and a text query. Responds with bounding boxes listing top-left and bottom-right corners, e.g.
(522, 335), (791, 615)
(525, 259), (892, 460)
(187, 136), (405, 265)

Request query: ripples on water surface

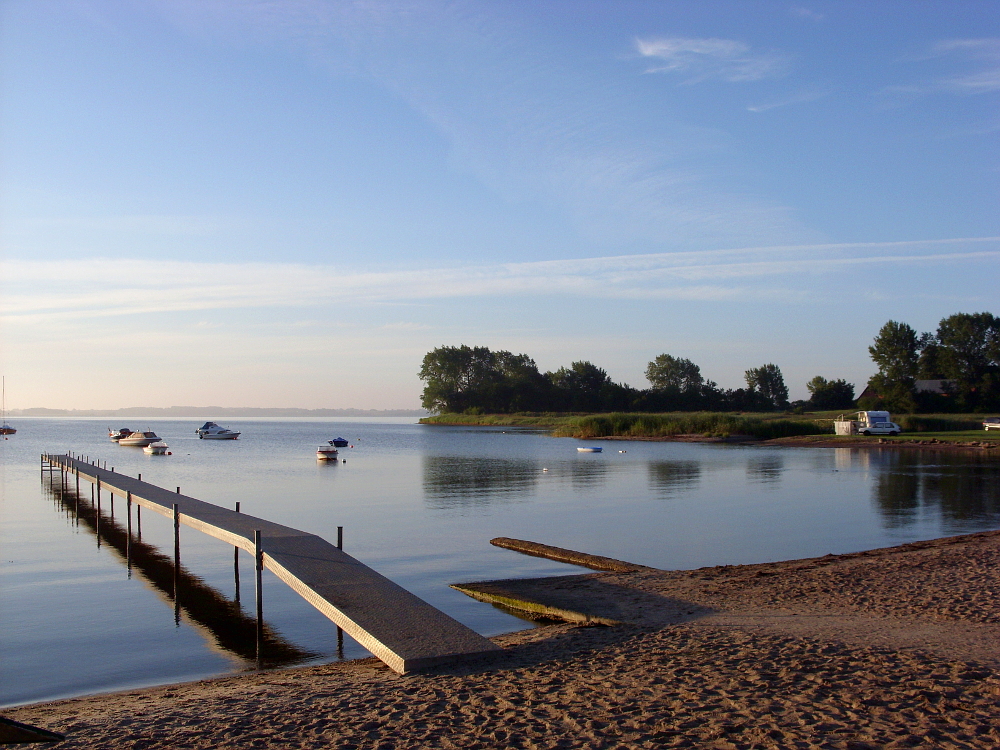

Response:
(2, 418), (999, 705)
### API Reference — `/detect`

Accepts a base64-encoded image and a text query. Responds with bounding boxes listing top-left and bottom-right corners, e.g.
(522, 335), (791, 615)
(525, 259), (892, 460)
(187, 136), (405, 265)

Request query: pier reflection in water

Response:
(43, 478), (319, 668)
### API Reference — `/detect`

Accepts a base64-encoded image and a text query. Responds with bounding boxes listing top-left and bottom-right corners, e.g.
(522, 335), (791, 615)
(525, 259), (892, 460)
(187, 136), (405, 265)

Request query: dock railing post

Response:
(255, 529), (263, 665)
(173, 504), (181, 622)
(336, 527), (344, 648)
(234, 502), (241, 604)
(126, 491), (132, 577)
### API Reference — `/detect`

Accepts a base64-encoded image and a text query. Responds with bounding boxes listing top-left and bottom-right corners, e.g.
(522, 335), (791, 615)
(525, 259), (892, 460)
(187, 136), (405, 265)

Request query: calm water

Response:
(2, 418), (1000, 706)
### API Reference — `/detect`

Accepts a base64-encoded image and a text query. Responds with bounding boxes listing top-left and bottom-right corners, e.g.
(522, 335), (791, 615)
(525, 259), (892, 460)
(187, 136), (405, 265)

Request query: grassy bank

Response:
(420, 411), (997, 441)
(420, 411), (829, 439)
(553, 412), (827, 440)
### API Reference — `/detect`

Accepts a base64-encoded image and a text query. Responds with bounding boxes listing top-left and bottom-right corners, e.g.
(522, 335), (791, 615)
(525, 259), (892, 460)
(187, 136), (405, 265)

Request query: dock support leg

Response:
(126, 492), (132, 578)
(255, 529), (263, 665)
(75, 468), (79, 495)
(173, 504), (181, 624)
(336, 527), (344, 648)
(234, 502), (241, 604)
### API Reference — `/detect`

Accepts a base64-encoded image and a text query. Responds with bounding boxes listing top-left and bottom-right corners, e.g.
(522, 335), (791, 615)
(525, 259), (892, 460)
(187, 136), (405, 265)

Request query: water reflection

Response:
(43, 480), (317, 668)
(423, 456), (538, 508)
(849, 449), (1000, 531)
(647, 461), (701, 497)
(746, 454), (785, 484)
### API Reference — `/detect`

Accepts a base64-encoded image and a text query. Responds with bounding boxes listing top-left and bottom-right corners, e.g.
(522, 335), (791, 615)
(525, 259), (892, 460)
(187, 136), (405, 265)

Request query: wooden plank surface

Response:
(46, 454), (501, 673)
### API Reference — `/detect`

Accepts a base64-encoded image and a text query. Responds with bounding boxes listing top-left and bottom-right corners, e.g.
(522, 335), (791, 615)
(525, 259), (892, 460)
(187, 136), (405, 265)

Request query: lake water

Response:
(2, 417), (999, 707)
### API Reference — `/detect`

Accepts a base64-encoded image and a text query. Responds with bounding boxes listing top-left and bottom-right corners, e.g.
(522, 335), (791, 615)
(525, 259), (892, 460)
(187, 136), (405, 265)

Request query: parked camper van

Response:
(834, 411), (902, 436)
(856, 411), (901, 436)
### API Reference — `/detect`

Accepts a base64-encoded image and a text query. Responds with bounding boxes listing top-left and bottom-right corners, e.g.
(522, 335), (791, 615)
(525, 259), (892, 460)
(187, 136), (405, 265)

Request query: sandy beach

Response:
(8, 531), (1000, 749)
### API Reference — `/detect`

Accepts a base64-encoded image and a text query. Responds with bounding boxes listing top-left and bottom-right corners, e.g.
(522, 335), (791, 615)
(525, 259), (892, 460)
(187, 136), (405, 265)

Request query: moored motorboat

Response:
(143, 441), (170, 455)
(1, 378), (15, 435)
(196, 422), (241, 439)
(119, 430), (161, 447)
(316, 444), (340, 460)
(577, 446), (603, 453)
(330, 437), (349, 448)
(109, 427), (133, 441)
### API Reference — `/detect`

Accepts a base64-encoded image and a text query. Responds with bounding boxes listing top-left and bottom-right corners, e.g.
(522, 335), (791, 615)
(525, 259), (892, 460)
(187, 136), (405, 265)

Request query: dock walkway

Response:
(44, 454), (500, 673)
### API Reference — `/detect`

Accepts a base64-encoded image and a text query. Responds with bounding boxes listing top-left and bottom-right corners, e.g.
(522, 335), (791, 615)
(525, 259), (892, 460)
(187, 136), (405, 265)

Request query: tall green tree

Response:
(866, 321), (919, 412)
(548, 361), (613, 412)
(806, 376), (855, 410)
(418, 345), (548, 413)
(935, 312), (1000, 410)
(744, 364), (789, 410)
(645, 354), (704, 393)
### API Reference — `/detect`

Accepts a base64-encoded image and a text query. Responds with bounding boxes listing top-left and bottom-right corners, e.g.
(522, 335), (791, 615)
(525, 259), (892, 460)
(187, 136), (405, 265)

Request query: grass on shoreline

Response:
(420, 411), (826, 439)
(420, 411), (999, 441)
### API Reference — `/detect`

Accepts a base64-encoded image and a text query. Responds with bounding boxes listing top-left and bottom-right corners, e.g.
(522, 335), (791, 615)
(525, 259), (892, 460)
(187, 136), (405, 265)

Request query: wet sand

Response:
(8, 531), (1000, 749)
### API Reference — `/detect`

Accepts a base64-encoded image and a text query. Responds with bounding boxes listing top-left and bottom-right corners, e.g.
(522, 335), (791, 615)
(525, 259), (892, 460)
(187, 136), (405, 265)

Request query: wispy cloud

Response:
(3, 238), (997, 322)
(789, 7), (824, 22)
(882, 38), (1000, 103)
(747, 87), (828, 112)
(636, 36), (789, 83)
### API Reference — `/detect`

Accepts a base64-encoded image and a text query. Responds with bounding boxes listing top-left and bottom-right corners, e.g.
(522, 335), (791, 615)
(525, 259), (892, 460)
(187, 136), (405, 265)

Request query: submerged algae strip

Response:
(490, 537), (646, 573)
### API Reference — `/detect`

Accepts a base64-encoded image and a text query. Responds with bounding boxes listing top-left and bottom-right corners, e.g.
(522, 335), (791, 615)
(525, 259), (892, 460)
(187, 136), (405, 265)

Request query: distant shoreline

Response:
(10, 407), (428, 418)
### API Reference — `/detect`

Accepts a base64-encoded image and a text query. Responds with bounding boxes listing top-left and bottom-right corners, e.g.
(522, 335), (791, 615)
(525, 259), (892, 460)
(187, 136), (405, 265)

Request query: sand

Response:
(8, 531), (1000, 749)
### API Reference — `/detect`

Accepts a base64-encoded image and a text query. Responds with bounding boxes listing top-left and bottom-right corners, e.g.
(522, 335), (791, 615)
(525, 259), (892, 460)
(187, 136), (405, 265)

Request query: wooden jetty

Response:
(42, 453), (501, 673)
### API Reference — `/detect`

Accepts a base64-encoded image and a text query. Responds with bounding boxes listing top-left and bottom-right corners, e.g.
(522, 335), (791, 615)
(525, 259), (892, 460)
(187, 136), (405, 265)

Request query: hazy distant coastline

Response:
(10, 407), (428, 418)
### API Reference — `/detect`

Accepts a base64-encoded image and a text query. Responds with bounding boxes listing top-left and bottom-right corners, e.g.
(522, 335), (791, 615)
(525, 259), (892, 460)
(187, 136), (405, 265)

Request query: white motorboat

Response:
(143, 441), (170, 455)
(109, 427), (133, 441)
(196, 422), (241, 440)
(119, 430), (161, 447)
(577, 446), (603, 453)
(316, 445), (339, 461)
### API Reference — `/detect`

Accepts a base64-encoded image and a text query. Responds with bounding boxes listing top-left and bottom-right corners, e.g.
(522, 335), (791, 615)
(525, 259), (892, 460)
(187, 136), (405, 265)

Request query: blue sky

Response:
(1, 0), (997, 409)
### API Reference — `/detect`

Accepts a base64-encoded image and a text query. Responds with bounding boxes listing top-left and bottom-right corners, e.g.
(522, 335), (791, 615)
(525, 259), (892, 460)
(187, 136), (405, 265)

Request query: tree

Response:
(934, 312), (1000, 410)
(869, 321), (919, 381)
(645, 354), (704, 393)
(866, 321), (919, 412)
(418, 345), (549, 413)
(744, 364), (789, 410)
(806, 376), (855, 410)
(548, 361), (613, 412)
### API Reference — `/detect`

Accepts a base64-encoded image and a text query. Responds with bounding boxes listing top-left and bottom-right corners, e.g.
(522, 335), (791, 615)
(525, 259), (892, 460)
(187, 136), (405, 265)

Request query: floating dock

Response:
(43, 454), (501, 673)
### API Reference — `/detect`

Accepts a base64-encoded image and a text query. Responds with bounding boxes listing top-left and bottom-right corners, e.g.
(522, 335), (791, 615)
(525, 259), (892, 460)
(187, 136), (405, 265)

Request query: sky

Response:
(1, 0), (997, 410)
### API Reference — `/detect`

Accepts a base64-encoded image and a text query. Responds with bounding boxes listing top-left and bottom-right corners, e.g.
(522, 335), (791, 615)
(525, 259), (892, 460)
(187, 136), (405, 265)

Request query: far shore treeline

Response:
(419, 311), (1000, 416)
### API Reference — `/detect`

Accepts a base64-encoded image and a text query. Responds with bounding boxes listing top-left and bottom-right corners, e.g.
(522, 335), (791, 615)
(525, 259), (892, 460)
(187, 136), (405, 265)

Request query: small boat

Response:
(577, 446), (603, 453)
(143, 441), (170, 455)
(316, 445), (339, 461)
(0, 378), (15, 435)
(119, 430), (161, 447)
(196, 422), (241, 440)
(109, 427), (133, 442)
(330, 437), (349, 448)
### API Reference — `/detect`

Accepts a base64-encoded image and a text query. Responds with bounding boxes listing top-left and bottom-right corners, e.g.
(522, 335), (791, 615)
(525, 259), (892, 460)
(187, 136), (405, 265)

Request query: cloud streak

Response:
(4, 238), (997, 322)
(636, 36), (789, 83)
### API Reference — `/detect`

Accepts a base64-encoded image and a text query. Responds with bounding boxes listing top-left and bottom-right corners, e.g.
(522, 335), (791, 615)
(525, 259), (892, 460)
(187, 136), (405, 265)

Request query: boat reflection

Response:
(44, 481), (317, 668)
